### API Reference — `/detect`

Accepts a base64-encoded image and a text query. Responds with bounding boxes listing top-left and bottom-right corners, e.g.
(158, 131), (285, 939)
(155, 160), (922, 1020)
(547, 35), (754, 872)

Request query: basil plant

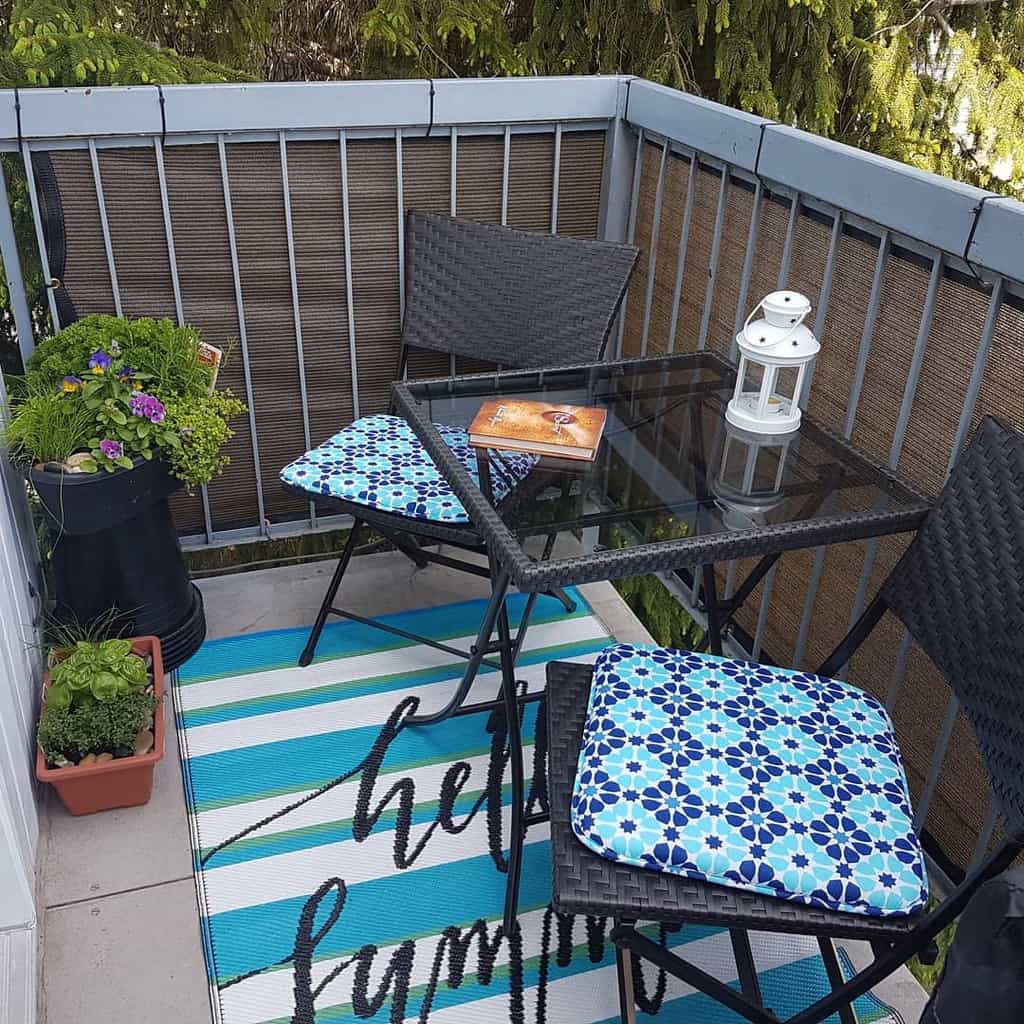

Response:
(48, 639), (149, 711)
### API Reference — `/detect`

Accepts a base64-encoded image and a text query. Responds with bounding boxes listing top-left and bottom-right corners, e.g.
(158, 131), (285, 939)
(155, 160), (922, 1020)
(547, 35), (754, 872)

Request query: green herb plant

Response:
(37, 691), (158, 764)
(2, 384), (96, 464)
(38, 638), (158, 764)
(46, 638), (149, 710)
(164, 389), (246, 488)
(25, 316), (211, 396)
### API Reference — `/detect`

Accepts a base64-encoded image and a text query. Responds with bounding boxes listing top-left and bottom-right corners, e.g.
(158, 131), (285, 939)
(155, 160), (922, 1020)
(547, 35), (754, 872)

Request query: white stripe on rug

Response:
(184, 651), (598, 758)
(203, 812), (551, 916)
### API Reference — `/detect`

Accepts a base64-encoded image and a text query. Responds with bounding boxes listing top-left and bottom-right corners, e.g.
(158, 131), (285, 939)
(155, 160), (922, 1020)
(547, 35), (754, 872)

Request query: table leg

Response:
(702, 562), (724, 656)
(497, 592), (526, 937)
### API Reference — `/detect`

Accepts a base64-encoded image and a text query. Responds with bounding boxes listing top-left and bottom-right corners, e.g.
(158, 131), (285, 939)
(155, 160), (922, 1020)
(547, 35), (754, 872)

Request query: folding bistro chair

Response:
(280, 211), (638, 696)
(546, 415), (1024, 1023)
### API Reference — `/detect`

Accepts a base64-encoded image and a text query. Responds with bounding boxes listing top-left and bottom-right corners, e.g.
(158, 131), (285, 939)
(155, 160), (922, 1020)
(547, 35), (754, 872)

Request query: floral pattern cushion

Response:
(280, 414), (536, 525)
(571, 643), (928, 918)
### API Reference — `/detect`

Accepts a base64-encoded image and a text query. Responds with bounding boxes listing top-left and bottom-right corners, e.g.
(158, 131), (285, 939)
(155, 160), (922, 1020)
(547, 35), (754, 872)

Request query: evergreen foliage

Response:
(2, 3), (1022, 194)
(356, 1), (1024, 196)
(1, 1), (270, 87)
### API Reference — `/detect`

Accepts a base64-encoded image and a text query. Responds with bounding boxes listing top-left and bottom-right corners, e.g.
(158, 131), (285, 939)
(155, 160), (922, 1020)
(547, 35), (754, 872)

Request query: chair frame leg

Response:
(298, 519), (364, 667)
(404, 570), (510, 726)
(615, 918), (638, 1024)
(608, 836), (1022, 1024)
(730, 929), (765, 1009)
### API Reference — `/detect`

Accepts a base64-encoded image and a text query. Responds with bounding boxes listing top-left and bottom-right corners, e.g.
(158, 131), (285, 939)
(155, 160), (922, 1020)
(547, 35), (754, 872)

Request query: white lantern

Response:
(711, 421), (796, 531)
(726, 290), (819, 435)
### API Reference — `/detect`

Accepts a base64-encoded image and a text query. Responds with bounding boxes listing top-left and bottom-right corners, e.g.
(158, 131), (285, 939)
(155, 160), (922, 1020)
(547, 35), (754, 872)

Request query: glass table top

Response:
(393, 353), (930, 588)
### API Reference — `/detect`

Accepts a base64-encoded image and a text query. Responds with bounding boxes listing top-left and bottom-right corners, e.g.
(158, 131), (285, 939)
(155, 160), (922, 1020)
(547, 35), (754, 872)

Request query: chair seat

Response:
(570, 644), (929, 919)
(279, 414), (536, 524)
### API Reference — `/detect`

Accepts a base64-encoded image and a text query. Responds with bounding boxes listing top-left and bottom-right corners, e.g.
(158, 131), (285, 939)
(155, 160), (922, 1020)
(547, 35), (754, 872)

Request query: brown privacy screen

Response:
(44, 129), (606, 534)
(622, 139), (1024, 876)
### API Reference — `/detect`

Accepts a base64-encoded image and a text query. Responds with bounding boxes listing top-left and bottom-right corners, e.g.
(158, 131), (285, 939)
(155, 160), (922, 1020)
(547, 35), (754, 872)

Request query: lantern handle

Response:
(742, 300), (810, 348)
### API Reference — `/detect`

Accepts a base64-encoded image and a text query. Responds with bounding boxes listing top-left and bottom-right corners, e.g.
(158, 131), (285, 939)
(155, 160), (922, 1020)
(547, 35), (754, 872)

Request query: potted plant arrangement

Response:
(36, 635), (164, 815)
(4, 315), (245, 669)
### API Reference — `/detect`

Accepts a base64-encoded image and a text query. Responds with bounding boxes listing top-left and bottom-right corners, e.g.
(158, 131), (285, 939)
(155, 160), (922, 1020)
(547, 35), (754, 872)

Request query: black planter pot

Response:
(29, 457), (206, 671)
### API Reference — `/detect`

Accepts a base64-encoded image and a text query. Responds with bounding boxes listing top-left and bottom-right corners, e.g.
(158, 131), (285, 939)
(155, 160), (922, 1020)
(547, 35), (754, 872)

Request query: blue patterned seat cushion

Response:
(280, 414), (536, 525)
(571, 644), (928, 918)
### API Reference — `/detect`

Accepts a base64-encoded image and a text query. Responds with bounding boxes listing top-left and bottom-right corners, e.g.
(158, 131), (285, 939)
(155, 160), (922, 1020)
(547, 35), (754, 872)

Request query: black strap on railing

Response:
(962, 192), (999, 289)
(13, 85), (22, 148)
(752, 120), (782, 193)
(157, 83), (167, 145)
(425, 79), (436, 138)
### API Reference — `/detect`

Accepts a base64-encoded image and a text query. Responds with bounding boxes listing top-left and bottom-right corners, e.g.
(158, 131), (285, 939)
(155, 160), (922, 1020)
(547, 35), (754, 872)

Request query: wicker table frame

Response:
(393, 351), (934, 937)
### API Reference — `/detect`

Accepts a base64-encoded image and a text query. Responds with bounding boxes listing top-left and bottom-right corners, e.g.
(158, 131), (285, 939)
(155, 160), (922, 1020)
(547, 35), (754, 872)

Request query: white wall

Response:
(0, 373), (44, 1022)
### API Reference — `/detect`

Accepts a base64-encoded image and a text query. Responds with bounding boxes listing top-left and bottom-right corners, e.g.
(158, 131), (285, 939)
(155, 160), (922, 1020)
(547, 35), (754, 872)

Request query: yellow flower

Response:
(133, 381), (143, 390)
(61, 381), (79, 393)
(91, 365), (105, 376)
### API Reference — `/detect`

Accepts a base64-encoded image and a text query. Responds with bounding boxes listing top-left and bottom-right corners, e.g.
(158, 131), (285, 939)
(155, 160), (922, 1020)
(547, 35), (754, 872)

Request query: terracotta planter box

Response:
(36, 636), (165, 816)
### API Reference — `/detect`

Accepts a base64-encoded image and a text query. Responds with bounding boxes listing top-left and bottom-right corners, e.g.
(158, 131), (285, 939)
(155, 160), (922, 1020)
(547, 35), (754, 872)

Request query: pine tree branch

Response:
(934, 9), (955, 36)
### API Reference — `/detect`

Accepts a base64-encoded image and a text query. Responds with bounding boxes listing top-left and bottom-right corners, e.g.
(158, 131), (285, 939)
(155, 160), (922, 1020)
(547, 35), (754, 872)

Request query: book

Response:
(468, 398), (608, 461)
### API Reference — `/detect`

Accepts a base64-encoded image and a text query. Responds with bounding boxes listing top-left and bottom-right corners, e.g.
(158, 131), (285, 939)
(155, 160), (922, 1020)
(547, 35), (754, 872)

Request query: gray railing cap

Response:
(757, 125), (990, 257)
(626, 79), (769, 171)
(968, 197), (1024, 281)
(0, 76), (632, 143)
(432, 75), (627, 125)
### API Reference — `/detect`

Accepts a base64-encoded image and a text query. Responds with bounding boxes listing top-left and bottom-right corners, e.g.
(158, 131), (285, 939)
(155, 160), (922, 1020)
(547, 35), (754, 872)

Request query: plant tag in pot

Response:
(198, 342), (223, 393)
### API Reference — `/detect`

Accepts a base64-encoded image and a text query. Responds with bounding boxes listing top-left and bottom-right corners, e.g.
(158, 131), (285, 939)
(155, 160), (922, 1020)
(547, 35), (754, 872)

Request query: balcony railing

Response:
(1, 74), (1022, 897)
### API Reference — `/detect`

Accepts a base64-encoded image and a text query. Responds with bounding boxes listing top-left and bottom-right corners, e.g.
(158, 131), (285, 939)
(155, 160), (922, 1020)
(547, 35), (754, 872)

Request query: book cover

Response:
(468, 399), (607, 460)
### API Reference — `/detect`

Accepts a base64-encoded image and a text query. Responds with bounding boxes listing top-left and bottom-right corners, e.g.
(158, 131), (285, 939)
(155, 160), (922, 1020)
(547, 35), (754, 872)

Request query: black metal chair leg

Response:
(298, 520), (364, 667)
(374, 523), (431, 570)
(498, 596), (526, 936)
(405, 570), (510, 726)
(730, 929), (765, 1008)
(615, 920), (638, 1024)
(816, 937), (856, 1024)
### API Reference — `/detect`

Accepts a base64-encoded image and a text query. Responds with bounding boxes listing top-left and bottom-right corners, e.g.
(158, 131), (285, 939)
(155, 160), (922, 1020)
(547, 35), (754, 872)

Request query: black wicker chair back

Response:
(400, 211), (639, 371)
(879, 415), (1024, 838)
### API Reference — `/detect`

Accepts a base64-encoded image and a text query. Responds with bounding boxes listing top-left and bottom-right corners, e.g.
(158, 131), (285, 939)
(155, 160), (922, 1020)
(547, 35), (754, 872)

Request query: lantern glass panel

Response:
(774, 366), (799, 410)
(722, 439), (785, 498)
(740, 359), (765, 396)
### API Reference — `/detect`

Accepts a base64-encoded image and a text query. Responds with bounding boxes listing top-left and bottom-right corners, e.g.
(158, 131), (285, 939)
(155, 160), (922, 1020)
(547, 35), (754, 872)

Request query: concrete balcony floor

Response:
(34, 549), (930, 1023)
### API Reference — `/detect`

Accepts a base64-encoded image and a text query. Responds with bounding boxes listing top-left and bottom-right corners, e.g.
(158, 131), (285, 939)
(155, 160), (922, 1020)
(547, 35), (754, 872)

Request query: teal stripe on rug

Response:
(206, 842), (556, 983)
(179, 590), (582, 684)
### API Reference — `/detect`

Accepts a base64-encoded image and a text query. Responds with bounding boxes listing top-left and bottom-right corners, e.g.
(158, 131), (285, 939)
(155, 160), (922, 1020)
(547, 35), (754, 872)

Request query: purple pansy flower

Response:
(88, 349), (112, 374)
(99, 439), (123, 460)
(60, 375), (82, 394)
(129, 392), (166, 423)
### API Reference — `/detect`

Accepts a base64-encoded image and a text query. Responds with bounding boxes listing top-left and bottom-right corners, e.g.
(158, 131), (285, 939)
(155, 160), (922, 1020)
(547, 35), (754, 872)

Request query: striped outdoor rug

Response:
(174, 589), (901, 1024)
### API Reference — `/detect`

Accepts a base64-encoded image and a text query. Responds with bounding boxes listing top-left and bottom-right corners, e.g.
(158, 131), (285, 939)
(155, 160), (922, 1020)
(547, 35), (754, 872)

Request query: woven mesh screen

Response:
(41, 129), (605, 535)
(624, 137), (1024, 871)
